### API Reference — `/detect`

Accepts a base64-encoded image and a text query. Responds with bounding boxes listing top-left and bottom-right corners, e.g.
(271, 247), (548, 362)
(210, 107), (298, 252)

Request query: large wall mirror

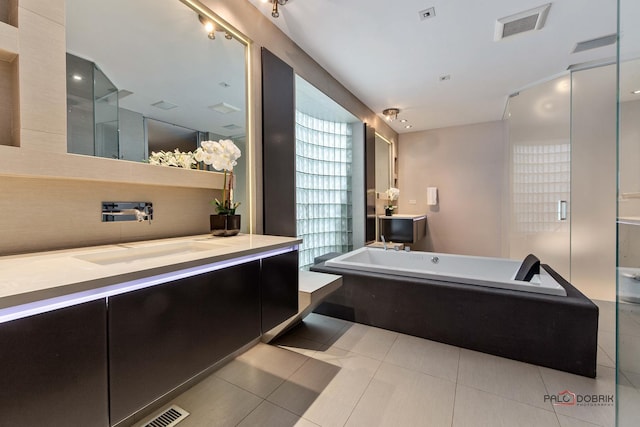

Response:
(65, 0), (247, 164)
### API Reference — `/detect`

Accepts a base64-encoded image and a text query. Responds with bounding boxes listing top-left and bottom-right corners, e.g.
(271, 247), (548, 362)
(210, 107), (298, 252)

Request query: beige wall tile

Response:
(0, 176), (224, 254)
(18, 129), (65, 153)
(19, 0), (64, 25)
(17, 7), (66, 145)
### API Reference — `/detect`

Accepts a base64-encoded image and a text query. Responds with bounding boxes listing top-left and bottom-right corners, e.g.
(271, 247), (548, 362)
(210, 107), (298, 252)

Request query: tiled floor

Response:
(137, 301), (640, 427)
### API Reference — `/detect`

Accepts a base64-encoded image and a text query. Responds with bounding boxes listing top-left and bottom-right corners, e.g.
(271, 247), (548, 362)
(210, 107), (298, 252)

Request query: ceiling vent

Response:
(209, 102), (241, 114)
(151, 100), (178, 110)
(223, 124), (242, 131)
(572, 34), (617, 53)
(494, 3), (551, 41)
(117, 89), (134, 100)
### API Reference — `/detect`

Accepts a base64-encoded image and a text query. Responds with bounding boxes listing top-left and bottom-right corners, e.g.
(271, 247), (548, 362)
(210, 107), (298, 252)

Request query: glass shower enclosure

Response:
(66, 53), (119, 159)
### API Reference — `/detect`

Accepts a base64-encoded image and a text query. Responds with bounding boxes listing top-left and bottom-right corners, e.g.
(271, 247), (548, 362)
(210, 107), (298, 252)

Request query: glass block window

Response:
(512, 142), (570, 233)
(296, 111), (353, 269)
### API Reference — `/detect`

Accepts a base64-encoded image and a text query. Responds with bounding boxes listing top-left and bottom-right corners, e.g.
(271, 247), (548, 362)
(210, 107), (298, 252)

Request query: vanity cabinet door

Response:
(0, 300), (109, 427)
(108, 261), (261, 425)
(261, 250), (299, 332)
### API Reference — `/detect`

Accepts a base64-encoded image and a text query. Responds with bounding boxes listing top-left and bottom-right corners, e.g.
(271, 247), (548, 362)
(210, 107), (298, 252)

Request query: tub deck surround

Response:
(313, 251), (599, 378)
(0, 234), (302, 310)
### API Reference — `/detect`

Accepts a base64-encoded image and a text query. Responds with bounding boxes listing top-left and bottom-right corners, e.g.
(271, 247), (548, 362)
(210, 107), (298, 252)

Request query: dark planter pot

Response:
(210, 214), (241, 237)
(385, 208), (394, 216)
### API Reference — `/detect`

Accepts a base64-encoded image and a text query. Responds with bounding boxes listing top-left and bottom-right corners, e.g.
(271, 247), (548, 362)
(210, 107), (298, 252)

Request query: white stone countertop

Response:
(378, 214), (427, 220)
(0, 234), (302, 309)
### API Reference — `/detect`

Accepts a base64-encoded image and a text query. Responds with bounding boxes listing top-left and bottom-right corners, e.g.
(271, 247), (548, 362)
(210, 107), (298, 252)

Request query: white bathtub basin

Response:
(325, 247), (567, 296)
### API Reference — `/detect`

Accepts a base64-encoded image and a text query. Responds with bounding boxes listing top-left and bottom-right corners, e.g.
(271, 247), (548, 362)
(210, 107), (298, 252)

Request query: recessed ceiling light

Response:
(400, 119), (408, 123)
(405, 125), (413, 129)
(633, 90), (640, 95)
(72, 74), (83, 81)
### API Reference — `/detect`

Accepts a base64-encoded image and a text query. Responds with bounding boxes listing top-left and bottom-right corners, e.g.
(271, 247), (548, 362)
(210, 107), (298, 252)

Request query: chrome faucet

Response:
(381, 235), (388, 251)
(102, 202), (153, 224)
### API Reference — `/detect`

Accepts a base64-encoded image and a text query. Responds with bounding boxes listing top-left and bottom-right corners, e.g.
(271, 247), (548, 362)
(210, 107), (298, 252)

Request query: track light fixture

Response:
(262, 0), (288, 18)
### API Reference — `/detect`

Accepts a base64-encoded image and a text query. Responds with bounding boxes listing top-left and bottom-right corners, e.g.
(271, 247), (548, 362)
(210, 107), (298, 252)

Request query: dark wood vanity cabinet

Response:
(0, 248), (299, 426)
(261, 249), (299, 332)
(0, 300), (109, 427)
(108, 261), (262, 425)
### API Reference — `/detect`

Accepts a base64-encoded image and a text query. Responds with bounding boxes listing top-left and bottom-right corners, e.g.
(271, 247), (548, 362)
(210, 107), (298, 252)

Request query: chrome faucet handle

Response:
(380, 235), (388, 251)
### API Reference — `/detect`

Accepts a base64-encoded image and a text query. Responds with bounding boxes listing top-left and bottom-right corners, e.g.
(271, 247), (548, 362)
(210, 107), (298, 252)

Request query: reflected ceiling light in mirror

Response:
(383, 108), (400, 121)
(72, 74), (83, 81)
(633, 90), (640, 95)
(198, 14), (216, 39)
(198, 14), (232, 40)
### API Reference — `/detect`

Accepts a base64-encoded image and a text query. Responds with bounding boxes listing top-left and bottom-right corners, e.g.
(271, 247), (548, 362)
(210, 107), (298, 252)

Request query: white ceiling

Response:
(248, 0), (621, 133)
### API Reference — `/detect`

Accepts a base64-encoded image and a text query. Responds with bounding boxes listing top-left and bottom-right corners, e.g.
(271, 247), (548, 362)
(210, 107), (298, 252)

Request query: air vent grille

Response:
(141, 405), (190, 427)
(495, 3), (551, 41)
(572, 34), (617, 53)
(502, 15), (539, 38)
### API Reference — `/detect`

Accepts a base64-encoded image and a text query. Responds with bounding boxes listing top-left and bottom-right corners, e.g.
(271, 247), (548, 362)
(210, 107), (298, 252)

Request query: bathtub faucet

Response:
(381, 235), (388, 251)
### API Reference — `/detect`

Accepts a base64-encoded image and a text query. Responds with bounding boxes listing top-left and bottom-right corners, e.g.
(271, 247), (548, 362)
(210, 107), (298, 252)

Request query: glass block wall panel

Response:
(512, 142), (570, 234)
(296, 111), (353, 269)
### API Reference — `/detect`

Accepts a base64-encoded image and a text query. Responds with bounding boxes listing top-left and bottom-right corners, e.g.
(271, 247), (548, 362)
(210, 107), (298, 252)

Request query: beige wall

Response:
(0, 0), (397, 255)
(397, 121), (507, 256)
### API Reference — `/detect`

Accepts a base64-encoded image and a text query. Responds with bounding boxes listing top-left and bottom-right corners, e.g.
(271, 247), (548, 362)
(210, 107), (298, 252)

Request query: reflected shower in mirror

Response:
(374, 133), (392, 194)
(65, 0), (246, 163)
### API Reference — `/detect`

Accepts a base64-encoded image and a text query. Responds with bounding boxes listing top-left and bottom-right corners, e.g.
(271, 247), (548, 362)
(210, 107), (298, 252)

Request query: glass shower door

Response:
(93, 66), (119, 159)
(504, 76), (572, 279)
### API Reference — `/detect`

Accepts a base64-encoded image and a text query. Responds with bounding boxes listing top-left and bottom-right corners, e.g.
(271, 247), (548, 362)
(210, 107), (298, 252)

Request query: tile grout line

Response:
(233, 397), (266, 427)
(460, 382), (559, 415)
(341, 349), (388, 426)
(450, 348), (462, 427)
(537, 365), (563, 426)
(339, 329), (399, 426)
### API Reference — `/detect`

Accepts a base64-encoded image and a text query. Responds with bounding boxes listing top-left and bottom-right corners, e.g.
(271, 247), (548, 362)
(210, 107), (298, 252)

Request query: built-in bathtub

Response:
(325, 247), (566, 296)
(312, 248), (599, 377)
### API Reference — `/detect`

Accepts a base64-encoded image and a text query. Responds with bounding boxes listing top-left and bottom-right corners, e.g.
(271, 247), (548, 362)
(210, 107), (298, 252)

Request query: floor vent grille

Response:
(141, 405), (190, 427)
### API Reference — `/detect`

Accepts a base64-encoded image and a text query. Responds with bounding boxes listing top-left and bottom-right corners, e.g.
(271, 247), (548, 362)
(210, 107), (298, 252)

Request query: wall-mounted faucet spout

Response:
(102, 202), (153, 224)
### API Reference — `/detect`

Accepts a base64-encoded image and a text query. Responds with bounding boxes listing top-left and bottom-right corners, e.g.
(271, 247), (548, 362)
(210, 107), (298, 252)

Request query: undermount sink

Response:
(75, 241), (225, 265)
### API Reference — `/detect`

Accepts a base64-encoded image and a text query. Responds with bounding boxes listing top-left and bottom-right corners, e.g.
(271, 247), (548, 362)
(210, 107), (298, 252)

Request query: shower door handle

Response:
(557, 200), (567, 221)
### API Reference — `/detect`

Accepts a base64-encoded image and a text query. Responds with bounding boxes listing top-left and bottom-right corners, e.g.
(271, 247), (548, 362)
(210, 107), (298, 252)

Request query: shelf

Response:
(0, 145), (226, 189)
(0, 21), (18, 62)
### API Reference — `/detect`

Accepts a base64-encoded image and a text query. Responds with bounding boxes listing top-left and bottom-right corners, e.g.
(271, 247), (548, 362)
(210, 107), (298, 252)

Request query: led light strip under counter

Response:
(0, 245), (298, 324)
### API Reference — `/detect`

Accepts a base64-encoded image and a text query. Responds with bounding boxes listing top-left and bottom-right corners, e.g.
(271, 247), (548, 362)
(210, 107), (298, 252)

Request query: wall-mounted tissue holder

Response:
(102, 202), (153, 223)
